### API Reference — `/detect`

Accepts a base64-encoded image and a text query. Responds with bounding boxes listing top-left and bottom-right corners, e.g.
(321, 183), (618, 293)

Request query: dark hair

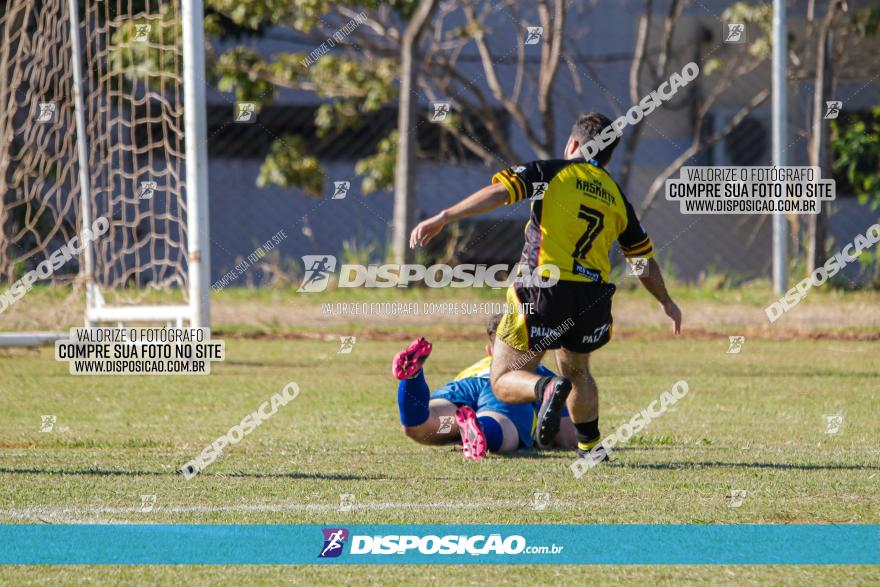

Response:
(570, 112), (619, 166)
(486, 313), (503, 342)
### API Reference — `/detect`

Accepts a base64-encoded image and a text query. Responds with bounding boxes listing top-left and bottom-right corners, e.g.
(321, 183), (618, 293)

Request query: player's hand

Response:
(409, 213), (447, 248)
(663, 300), (682, 335)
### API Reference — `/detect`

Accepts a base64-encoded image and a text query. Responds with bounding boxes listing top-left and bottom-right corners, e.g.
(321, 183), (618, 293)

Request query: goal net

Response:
(0, 0), (209, 338)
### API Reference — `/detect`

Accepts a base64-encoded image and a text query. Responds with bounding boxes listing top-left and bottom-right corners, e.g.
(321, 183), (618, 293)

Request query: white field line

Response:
(6, 515), (141, 524)
(0, 500), (559, 520)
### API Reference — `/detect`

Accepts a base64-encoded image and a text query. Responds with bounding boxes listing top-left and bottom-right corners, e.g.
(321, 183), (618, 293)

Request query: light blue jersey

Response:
(430, 357), (558, 449)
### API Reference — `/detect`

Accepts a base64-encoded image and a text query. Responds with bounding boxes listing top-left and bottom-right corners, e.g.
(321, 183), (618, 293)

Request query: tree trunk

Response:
(806, 3), (839, 273)
(392, 0), (438, 264)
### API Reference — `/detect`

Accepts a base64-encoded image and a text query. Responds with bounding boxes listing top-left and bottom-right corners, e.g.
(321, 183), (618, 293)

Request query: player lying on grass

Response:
(392, 314), (576, 460)
(410, 111), (682, 466)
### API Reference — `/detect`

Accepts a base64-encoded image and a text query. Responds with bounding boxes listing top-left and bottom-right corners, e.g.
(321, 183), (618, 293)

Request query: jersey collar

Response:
(571, 156), (602, 168)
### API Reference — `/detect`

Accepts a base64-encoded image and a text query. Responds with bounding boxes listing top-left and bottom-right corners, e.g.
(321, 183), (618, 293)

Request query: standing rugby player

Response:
(410, 112), (682, 464)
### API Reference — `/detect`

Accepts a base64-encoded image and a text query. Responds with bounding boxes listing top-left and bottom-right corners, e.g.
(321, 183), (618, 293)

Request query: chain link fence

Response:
(202, 2), (880, 290)
(3, 1), (879, 316)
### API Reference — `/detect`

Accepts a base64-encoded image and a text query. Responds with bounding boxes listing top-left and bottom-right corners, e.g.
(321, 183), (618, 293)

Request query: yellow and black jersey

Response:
(453, 355), (492, 380)
(492, 158), (654, 283)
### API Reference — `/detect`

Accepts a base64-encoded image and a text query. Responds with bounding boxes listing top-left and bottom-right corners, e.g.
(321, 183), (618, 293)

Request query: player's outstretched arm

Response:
(638, 258), (682, 335)
(409, 182), (509, 248)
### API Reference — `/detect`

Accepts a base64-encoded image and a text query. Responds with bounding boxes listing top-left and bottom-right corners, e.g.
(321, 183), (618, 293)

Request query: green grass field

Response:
(1, 292), (878, 584)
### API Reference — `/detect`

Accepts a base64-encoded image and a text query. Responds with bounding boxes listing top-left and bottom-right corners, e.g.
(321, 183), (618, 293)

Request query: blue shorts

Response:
(430, 365), (561, 449)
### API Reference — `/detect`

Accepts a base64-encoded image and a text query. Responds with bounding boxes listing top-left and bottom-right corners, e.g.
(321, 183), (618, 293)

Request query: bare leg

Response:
(402, 400), (522, 453)
(489, 337), (544, 404)
(402, 398), (459, 445)
(475, 411), (520, 452)
(554, 349), (598, 425)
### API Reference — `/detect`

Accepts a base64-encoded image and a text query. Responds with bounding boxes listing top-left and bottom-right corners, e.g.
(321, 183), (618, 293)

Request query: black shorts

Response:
(498, 281), (616, 354)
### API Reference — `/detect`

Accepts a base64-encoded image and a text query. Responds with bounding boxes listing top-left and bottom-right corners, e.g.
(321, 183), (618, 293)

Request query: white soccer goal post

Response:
(0, 0), (210, 342)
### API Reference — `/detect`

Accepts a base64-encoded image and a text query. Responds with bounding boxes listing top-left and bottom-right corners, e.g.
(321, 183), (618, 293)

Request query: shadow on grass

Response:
(613, 461), (880, 471)
(0, 467), (383, 481)
(488, 453), (880, 471)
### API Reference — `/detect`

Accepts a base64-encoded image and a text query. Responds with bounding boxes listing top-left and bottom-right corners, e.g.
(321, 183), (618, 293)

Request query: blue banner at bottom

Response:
(1, 525), (877, 565)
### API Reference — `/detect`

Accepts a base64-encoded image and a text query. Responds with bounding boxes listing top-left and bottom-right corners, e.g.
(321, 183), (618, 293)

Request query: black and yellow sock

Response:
(574, 419), (600, 451)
